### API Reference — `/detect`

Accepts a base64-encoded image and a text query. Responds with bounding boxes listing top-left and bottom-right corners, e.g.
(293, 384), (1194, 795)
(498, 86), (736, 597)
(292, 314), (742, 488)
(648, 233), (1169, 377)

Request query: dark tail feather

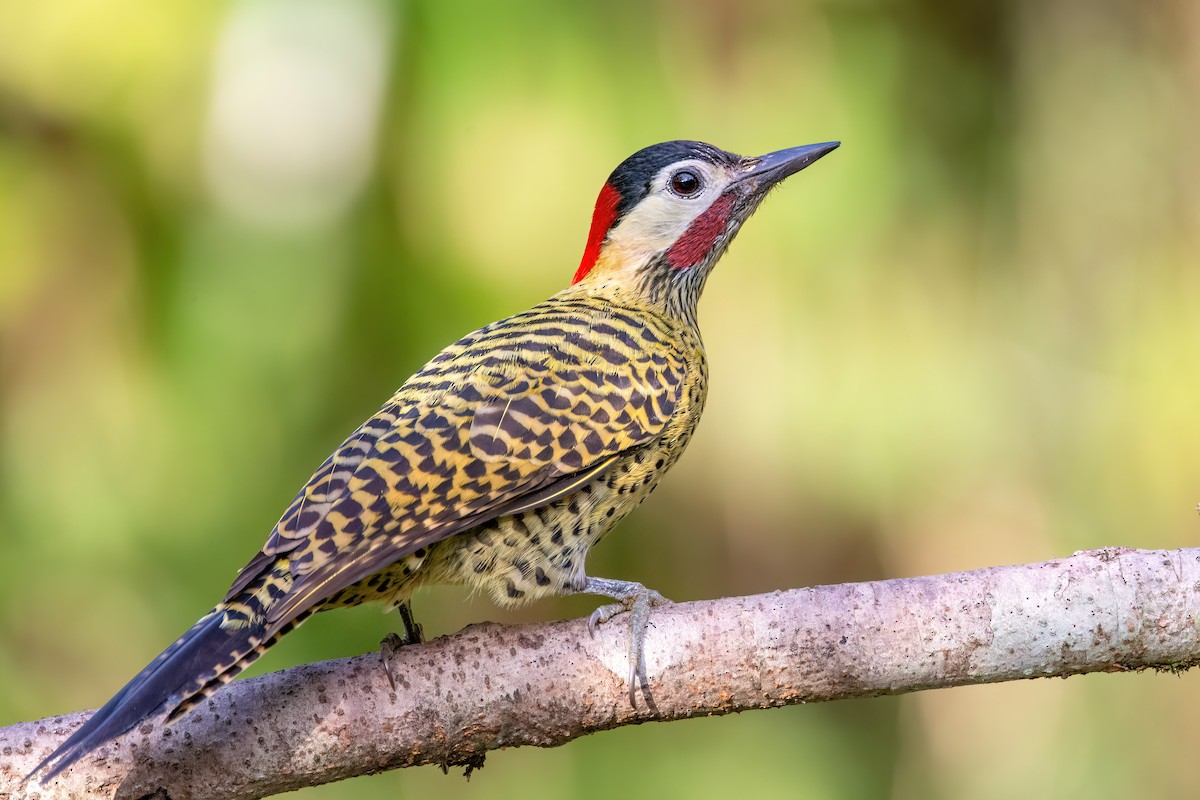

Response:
(26, 603), (298, 784)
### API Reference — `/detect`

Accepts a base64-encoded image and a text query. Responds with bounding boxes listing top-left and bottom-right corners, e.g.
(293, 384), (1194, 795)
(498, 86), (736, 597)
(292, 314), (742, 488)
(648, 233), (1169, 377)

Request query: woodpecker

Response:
(29, 138), (839, 782)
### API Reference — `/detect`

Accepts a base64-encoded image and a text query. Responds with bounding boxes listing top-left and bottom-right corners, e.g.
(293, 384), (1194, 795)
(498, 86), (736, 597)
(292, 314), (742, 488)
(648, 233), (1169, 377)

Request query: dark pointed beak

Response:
(735, 141), (840, 191)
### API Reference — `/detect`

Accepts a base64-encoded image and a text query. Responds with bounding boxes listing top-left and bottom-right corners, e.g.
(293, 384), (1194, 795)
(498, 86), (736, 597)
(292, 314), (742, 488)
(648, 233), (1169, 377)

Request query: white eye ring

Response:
(668, 169), (704, 198)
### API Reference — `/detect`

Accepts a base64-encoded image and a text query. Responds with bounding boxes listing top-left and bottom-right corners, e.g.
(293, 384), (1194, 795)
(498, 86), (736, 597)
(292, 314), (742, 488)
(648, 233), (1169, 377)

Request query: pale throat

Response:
(586, 189), (734, 285)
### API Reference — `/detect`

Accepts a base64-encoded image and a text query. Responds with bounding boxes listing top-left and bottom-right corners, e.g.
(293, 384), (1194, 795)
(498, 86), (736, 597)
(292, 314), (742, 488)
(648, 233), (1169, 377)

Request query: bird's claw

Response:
(380, 602), (424, 691)
(579, 578), (670, 707)
(380, 632), (404, 691)
(586, 602), (625, 633)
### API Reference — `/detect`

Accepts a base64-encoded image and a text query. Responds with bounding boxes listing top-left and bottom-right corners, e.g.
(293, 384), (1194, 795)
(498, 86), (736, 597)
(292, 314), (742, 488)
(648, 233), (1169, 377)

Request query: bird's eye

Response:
(669, 169), (703, 197)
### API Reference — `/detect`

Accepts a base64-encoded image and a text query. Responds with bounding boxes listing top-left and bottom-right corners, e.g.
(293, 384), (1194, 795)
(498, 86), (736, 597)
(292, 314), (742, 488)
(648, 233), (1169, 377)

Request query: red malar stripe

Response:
(572, 182), (621, 284)
(666, 192), (736, 270)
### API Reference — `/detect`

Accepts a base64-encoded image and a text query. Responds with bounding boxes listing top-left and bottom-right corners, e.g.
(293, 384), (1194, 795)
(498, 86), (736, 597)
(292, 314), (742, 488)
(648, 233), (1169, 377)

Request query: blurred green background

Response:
(3, 0), (1200, 797)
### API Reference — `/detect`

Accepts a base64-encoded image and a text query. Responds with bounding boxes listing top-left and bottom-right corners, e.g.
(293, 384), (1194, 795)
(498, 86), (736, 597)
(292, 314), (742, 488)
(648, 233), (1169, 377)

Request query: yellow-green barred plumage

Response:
(173, 295), (707, 719)
(30, 139), (837, 783)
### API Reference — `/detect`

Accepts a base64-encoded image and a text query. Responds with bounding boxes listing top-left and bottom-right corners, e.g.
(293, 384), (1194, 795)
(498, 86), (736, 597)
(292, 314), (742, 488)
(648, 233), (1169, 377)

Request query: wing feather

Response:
(227, 304), (689, 635)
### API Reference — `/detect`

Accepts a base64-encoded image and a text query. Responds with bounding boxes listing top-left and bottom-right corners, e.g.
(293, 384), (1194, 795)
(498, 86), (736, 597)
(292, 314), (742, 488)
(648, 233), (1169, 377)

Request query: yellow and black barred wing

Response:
(253, 299), (690, 630)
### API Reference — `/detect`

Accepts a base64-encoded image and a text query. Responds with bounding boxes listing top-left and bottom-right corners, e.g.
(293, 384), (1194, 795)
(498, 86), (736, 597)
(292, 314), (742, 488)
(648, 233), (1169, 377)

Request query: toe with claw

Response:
(380, 601), (424, 691)
(574, 576), (671, 707)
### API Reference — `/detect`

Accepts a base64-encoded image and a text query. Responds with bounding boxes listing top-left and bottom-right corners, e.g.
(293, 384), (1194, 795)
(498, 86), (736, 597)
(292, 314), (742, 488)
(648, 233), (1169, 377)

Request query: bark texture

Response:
(4, 546), (1199, 799)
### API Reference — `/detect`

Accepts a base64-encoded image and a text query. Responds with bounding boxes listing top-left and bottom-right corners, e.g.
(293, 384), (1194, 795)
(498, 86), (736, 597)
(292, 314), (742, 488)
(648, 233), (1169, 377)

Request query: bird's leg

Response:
(380, 600), (424, 690)
(573, 576), (671, 707)
(395, 600), (425, 645)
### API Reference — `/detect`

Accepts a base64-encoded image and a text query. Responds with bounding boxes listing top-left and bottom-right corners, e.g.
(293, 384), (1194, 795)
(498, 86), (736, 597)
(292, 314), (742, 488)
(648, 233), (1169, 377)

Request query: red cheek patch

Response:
(666, 192), (736, 270)
(573, 183), (622, 284)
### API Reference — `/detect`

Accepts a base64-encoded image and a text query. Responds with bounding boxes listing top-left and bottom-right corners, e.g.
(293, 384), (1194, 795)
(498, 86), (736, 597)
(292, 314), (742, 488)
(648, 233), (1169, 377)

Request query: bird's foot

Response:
(577, 576), (671, 707)
(380, 601), (424, 691)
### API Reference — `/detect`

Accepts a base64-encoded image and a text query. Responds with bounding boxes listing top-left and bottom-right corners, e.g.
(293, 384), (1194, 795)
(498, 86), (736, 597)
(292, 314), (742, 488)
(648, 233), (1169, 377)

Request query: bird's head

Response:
(569, 139), (839, 318)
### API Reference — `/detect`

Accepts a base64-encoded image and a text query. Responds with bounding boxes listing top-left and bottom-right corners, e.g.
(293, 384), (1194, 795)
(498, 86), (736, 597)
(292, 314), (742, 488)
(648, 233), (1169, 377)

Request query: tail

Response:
(27, 566), (307, 783)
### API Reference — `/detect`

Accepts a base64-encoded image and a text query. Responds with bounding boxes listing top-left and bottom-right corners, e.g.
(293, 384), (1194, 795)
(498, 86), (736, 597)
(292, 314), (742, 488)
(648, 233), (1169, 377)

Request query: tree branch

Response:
(5, 546), (1199, 799)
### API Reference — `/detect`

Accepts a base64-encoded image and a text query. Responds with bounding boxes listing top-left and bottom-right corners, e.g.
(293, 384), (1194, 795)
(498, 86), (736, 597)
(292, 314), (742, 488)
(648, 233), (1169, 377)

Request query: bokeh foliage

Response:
(3, 0), (1200, 797)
